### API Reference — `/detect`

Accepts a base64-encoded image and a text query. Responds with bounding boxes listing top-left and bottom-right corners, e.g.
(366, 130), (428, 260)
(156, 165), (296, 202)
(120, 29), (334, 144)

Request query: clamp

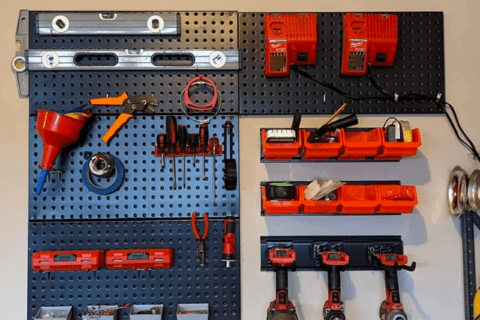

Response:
(191, 212), (209, 267)
(90, 92), (159, 143)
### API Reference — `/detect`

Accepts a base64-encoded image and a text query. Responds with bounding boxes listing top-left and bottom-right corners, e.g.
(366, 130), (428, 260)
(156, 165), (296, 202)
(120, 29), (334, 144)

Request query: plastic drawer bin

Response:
(302, 129), (343, 160)
(176, 303), (209, 320)
(35, 306), (73, 320)
(376, 128), (422, 160)
(82, 305), (118, 320)
(302, 189), (340, 214)
(261, 129), (302, 161)
(338, 185), (379, 214)
(262, 185), (303, 214)
(340, 128), (383, 159)
(130, 304), (164, 320)
(377, 185), (418, 213)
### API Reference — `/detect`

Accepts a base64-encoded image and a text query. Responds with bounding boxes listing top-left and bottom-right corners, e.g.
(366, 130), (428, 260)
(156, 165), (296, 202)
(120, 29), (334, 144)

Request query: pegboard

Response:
(30, 11), (238, 50)
(239, 12), (445, 114)
(29, 115), (239, 220)
(28, 10), (239, 115)
(29, 71), (239, 115)
(27, 219), (240, 320)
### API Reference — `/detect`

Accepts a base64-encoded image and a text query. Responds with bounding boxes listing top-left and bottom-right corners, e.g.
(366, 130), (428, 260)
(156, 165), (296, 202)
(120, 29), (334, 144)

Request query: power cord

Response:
(291, 65), (480, 162)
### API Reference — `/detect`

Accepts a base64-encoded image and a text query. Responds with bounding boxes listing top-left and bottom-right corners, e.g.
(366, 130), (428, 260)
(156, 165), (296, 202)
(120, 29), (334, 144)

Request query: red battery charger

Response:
(264, 13), (317, 77)
(342, 13), (398, 76)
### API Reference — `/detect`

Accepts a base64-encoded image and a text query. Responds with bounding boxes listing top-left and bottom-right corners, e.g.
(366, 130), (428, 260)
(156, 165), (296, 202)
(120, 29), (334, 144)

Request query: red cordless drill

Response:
(222, 218), (236, 268)
(322, 251), (349, 320)
(377, 254), (416, 320)
(266, 247), (298, 320)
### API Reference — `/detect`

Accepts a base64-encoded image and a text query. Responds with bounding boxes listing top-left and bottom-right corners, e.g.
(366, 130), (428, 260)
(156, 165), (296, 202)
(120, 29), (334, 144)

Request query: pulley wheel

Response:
(468, 169), (480, 211)
(448, 165), (469, 217)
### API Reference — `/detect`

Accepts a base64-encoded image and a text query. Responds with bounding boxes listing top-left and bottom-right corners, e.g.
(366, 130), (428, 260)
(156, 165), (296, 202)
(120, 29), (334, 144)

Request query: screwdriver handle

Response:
(200, 124), (209, 153)
(178, 125), (187, 153)
(188, 133), (199, 154)
(157, 133), (167, 153)
(222, 218), (236, 264)
(166, 116), (177, 153)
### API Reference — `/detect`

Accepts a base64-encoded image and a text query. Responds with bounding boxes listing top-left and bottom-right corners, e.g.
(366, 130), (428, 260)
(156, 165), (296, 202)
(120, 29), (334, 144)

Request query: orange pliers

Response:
(90, 92), (159, 143)
(191, 212), (209, 267)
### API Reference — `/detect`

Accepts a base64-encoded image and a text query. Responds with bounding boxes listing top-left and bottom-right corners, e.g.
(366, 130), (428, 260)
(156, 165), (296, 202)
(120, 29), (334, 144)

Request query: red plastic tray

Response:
(261, 185), (303, 214)
(262, 183), (418, 215)
(376, 128), (422, 160)
(261, 129), (302, 161)
(302, 130), (343, 160)
(340, 128), (383, 160)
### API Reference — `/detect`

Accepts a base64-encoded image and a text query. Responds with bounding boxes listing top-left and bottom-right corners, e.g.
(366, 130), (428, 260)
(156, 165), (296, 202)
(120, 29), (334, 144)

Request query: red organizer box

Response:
(261, 127), (421, 161)
(262, 183), (418, 215)
(376, 185), (418, 213)
(261, 129), (302, 161)
(302, 130), (343, 160)
(261, 185), (303, 214)
(338, 185), (379, 214)
(376, 128), (422, 160)
(340, 128), (383, 160)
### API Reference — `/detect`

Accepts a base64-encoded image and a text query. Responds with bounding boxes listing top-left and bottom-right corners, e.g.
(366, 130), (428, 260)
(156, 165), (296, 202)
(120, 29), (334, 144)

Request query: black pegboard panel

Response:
(30, 11), (238, 50)
(239, 12), (445, 114)
(29, 115), (239, 220)
(27, 219), (240, 320)
(29, 71), (239, 114)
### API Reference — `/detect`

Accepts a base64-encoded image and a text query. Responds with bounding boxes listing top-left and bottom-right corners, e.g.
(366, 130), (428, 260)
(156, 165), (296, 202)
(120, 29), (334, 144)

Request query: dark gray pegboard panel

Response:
(27, 219), (240, 320)
(239, 12), (445, 114)
(29, 71), (238, 114)
(30, 11), (238, 50)
(29, 115), (239, 220)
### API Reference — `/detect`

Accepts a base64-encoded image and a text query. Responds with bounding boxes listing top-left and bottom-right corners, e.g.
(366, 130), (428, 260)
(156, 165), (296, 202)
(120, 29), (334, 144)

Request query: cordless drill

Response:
(266, 247), (298, 320)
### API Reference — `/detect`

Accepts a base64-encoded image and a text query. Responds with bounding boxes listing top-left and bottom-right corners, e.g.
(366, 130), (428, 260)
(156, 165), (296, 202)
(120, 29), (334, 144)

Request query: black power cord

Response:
(291, 65), (480, 162)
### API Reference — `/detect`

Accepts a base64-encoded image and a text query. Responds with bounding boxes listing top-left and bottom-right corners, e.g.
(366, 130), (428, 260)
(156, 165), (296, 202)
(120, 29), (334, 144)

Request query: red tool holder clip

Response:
(264, 13), (318, 77)
(377, 254), (408, 268)
(342, 13), (398, 76)
(322, 251), (350, 266)
(32, 250), (104, 272)
(269, 247), (296, 267)
(105, 249), (173, 270)
(261, 128), (422, 161)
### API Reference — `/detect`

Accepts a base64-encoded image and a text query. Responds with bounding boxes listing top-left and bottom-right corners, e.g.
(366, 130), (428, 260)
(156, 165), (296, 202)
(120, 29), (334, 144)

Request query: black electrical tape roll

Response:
(224, 159), (237, 190)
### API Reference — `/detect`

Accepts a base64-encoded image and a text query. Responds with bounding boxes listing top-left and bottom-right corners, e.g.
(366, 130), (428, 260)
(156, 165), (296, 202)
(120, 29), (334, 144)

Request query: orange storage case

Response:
(376, 128), (422, 160)
(377, 185), (418, 213)
(338, 185), (379, 214)
(340, 128), (383, 160)
(261, 129), (302, 161)
(302, 129), (343, 160)
(261, 185), (303, 214)
(302, 189), (340, 213)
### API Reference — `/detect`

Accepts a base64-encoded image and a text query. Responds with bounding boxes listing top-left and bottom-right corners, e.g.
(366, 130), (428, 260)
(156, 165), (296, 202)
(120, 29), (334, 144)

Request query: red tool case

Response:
(32, 250), (104, 272)
(105, 249), (173, 270)
(261, 128), (422, 161)
(261, 183), (418, 215)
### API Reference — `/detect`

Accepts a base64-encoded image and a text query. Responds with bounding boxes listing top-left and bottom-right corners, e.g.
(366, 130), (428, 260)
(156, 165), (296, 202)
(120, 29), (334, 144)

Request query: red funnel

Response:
(36, 110), (91, 170)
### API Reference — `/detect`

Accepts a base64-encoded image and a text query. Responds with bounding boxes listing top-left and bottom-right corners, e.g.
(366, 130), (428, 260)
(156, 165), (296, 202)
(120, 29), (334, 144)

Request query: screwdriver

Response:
(156, 133), (166, 168)
(178, 124), (187, 189)
(166, 116), (177, 189)
(200, 123), (209, 180)
(222, 218), (236, 268)
(188, 133), (199, 168)
(210, 137), (220, 205)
